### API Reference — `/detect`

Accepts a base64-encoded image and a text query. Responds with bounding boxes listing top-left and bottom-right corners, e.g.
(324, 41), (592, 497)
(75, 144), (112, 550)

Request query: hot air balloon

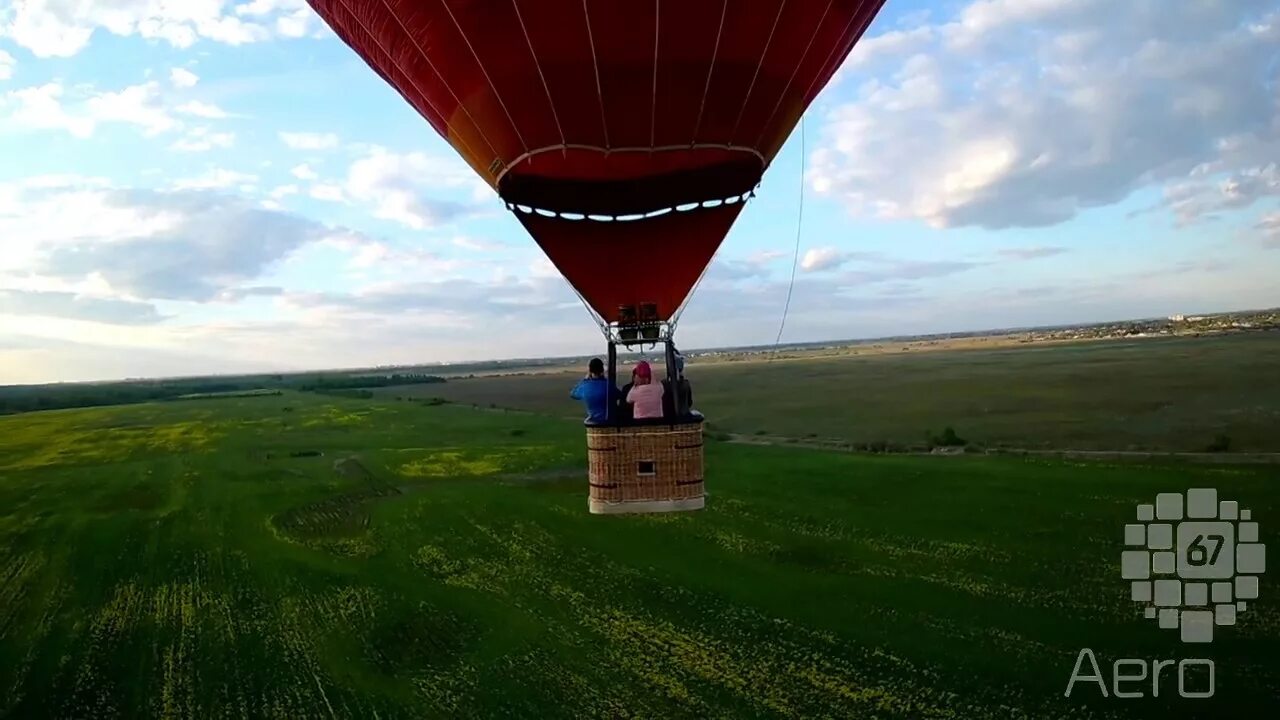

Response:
(307, 0), (887, 513)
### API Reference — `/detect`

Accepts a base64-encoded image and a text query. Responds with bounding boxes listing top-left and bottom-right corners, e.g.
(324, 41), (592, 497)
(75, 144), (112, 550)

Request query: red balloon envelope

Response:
(308, 0), (887, 323)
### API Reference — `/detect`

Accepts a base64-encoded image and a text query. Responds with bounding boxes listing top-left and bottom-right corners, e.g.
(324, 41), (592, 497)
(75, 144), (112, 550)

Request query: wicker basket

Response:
(586, 419), (705, 514)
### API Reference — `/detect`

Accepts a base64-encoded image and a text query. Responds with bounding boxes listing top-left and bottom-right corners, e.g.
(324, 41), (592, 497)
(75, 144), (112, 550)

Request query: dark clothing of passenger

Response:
(617, 382), (635, 422)
(662, 378), (693, 418)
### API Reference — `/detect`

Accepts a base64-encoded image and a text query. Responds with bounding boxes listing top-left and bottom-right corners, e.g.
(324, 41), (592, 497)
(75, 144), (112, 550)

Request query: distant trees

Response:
(294, 374), (444, 392)
(926, 427), (967, 448)
(312, 389), (376, 399)
(0, 372), (446, 415)
(0, 379), (249, 414)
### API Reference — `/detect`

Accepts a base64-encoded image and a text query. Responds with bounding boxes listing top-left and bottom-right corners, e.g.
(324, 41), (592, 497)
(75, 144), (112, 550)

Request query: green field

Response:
(388, 333), (1280, 452)
(1, 389), (1277, 718)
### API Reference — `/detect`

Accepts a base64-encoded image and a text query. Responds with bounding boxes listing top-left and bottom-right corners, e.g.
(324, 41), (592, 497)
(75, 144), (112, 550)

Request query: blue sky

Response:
(1, 0), (1278, 383)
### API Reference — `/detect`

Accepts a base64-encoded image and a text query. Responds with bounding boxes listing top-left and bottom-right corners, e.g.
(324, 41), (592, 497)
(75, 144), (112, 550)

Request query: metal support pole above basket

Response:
(586, 306), (704, 515)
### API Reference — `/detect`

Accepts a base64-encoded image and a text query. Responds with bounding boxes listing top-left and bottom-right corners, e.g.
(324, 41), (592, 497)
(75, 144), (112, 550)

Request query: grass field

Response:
(1, 390), (1277, 718)
(385, 333), (1280, 452)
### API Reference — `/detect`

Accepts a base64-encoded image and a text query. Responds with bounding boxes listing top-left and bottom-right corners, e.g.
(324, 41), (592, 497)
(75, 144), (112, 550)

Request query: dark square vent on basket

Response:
(637, 460), (656, 476)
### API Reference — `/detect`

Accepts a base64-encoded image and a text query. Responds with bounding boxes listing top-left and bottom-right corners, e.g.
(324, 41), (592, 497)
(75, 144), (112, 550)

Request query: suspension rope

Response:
(372, 0), (498, 159)
(797, 4), (880, 108)
(512, 0), (566, 150)
(727, 0), (788, 146)
(690, 0), (727, 146)
(667, 190), (757, 331)
(582, 0), (611, 148)
(563, 274), (611, 337)
(439, 0), (528, 154)
(332, 0), (481, 163)
(754, 0), (832, 149)
(651, 0), (660, 150)
(773, 115), (805, 351)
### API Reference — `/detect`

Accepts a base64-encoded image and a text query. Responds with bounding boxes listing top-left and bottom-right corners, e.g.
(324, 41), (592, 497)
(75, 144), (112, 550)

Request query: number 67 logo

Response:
(1121, 489), (1265, 643)
(1186, 534), (1226, 568)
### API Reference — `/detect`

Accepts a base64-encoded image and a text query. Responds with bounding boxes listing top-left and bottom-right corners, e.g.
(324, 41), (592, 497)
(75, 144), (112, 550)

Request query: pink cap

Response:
(633, 360), (652, 379)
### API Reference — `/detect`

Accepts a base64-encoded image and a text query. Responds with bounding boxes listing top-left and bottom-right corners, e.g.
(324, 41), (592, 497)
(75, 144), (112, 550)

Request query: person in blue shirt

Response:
(570, 357), (615, 423)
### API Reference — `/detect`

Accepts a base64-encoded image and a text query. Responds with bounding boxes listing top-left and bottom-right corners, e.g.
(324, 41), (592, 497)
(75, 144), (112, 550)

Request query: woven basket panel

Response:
(587, 423), (704, 504)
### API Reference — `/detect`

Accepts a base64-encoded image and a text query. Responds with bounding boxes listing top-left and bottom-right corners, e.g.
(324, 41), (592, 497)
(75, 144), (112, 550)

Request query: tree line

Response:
(0, 373), (445, 415)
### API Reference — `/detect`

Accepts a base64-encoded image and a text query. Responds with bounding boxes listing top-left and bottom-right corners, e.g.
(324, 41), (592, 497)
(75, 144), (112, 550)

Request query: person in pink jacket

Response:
(625, 360), (665, 419)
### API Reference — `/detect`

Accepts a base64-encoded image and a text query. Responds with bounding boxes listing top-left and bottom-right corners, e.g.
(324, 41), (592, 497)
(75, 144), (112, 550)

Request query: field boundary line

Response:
(722, 434), (1280, 463)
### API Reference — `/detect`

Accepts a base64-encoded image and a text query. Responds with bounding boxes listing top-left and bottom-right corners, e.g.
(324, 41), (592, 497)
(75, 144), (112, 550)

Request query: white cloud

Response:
(274, 9), (316, 38)
(0, 3), (95, 57)
(0, 0), (295, 57)
(1259, 213), (1280, 249)
(82, 81), (177, 135)
(309, 184), (346, 203)
(0, 179), (182, 275)
(0, 289), (164, 325)
(746, 249), (787, 266)
(212, 285), (284, 303)
(172, 169), (258, 191)
(345, 148), (483, 229)
(527, 255), (560, 280)
(840, 26), (934, 74)
(997, 246), (1068, 261)
(944, 0), (1098, 51)
(235, 0), (318, 38)
(170, 127), (235, 152)
(0, 49), (15, 80)
(3, 179), (1275, 383)
(0, 328), (306, 385)
(0, 180), (345, 303)
(800, 247), (847, 272)
(451, 236), (507, 252)
(0, 287), (602, 383)
(13, 174), (112, 190)
(194, 14), (270, 45)
(340, 243), (466, 276)
(269, 184), (299, 200)
(1, 83), (94, 137)
(170, 67), (199, 88)
(176, 100), (231, 119)
(279, 131), (339, 150)
(291, 163), (318, 180)
(1, 80), (193, 138)
(815, 1), (1280, 230)
(235, 0), (304, 15)
(282, 272), (571, 326)
(1163, 164), (1280, 225)
(791, 248), (982, 282)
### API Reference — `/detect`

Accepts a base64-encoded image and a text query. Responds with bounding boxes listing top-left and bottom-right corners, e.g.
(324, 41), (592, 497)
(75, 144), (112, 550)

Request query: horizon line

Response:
(4, 305), (1276, 389)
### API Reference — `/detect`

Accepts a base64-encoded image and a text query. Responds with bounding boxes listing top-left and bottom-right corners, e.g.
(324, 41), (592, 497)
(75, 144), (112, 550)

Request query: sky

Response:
(0, 0), (1277, 384)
